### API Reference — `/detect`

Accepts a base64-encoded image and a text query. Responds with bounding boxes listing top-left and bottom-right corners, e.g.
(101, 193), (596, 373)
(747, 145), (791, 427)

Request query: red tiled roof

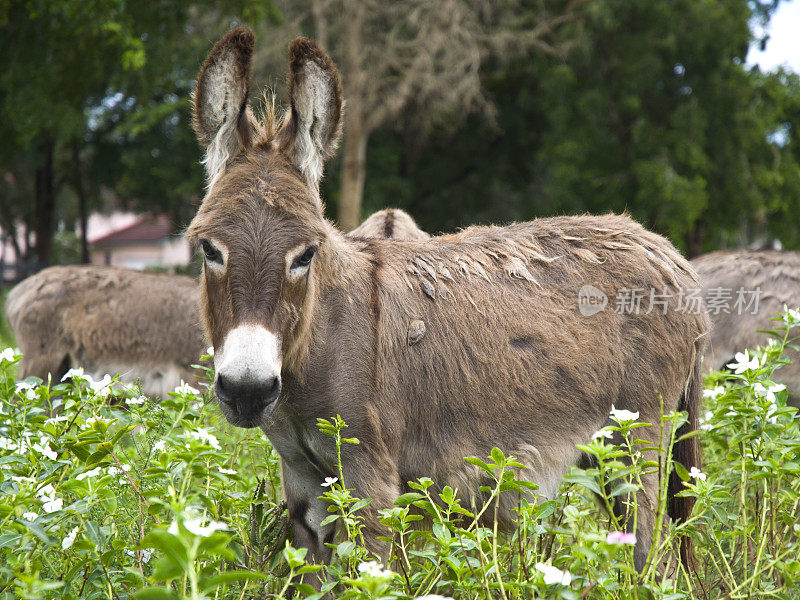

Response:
(91, 214), (176, 248)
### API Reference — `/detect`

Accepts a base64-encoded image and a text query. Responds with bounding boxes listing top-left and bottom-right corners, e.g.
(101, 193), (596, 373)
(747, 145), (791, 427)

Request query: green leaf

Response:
(200, 570), (268, 593)
(394, 493), (424, 506)
(336, 540), (356, 558)
(135, 587), (179, 600)
(141, 530), (189, 572)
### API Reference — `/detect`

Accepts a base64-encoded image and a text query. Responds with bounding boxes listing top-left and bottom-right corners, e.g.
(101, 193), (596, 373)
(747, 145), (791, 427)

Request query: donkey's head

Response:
(187, 28), (343, 428)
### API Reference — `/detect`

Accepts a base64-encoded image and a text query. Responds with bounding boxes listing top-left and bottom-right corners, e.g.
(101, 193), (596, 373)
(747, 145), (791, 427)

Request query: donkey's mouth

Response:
(214, 375), (281, 428)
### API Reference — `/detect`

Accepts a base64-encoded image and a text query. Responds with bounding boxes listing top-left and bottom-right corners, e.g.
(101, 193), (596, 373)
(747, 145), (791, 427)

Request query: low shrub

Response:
(0, 311), (798, 599)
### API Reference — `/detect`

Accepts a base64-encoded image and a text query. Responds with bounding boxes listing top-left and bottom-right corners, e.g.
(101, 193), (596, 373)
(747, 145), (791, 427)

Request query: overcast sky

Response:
(748, 0), (800, 72)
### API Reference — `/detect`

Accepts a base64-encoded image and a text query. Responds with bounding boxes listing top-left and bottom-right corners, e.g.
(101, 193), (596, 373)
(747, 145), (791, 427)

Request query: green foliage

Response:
(2, 310), (800, 598)
(354, 0), (800, 254)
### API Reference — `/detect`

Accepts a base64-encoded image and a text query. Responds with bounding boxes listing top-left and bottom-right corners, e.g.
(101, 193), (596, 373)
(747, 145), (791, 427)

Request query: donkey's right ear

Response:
(193, 27), (255, 188)
(278, 37), (343, 196)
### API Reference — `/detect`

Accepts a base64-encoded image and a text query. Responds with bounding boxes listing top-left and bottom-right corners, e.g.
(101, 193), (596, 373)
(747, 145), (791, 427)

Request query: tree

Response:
(0, 1), (275, 266)
(352, 0), (800, 254)
(258, 0), (579, 230)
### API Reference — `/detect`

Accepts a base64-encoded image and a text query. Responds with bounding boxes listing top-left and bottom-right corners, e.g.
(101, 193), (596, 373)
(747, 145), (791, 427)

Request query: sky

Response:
(747, 0), (800, 72)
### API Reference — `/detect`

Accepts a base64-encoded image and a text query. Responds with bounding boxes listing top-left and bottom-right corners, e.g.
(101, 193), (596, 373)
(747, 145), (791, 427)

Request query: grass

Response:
(0, 310), (799, 599)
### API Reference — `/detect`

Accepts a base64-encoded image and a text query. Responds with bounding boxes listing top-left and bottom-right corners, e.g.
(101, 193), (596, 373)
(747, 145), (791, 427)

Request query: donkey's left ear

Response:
(279, 37), (343, 195)
(193, 27), (255, 187)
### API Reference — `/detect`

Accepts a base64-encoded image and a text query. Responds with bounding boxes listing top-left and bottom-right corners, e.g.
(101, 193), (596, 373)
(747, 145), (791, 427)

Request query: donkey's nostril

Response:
(215, 373), (281, 414)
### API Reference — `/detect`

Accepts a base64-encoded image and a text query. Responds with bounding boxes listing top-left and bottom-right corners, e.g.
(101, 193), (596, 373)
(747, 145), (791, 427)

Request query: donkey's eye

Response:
(200, 240), (223, 265)
(291, 246), (317, 270)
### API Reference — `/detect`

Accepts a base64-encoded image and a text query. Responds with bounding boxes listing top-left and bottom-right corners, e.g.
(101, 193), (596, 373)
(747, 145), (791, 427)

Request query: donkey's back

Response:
(6, 266), (206, 397)
(693, 250), (800, 394)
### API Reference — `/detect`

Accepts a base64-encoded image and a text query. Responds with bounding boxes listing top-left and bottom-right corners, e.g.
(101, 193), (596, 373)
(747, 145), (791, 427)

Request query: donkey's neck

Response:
(281, 225), (383, 384)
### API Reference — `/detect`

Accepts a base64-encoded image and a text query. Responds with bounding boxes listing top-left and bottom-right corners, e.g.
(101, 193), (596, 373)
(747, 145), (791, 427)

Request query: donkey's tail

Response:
(668, 343), (702, 569)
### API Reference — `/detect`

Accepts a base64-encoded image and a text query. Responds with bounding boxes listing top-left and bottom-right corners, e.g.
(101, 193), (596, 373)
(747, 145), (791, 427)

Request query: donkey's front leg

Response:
(281, 458), (336, 569)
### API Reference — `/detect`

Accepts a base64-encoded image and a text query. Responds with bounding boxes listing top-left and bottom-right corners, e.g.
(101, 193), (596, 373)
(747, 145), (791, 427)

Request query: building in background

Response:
(89, 213), (190, 270)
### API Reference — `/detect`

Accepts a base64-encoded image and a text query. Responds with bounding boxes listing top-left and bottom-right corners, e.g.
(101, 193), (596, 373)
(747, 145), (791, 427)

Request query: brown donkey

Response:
(4, 213), (422, 398)
(188, 28), (709, 573)
(6, 266), (206, 397)
(693, 250), (800, 404)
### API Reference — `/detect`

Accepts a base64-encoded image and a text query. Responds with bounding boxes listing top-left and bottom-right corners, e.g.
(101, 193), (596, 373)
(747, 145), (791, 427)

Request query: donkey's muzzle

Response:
(215, 374), (281, 427)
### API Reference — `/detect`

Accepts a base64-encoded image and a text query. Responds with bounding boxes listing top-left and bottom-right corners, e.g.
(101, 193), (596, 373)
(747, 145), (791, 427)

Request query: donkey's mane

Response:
(251, 91), (281, 147)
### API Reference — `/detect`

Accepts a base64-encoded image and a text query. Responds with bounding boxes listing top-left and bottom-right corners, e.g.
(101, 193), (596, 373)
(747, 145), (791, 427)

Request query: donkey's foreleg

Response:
(280, 459), (336, 569)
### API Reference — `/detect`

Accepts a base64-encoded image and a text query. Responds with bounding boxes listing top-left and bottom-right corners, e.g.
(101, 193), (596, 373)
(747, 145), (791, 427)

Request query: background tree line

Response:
(1, 0), (798, 268)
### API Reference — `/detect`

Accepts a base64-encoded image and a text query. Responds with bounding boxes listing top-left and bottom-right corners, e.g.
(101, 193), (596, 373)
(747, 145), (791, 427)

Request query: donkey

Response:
(692, 250), (800, 403)
(5, 265), (207, 397)
(188, 28), (709, 573)
(350, 208), (430, 241)
(5, 214), (425, 398)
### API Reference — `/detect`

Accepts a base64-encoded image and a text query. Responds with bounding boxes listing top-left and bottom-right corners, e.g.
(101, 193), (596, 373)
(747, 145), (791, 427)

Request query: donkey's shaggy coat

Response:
(5, 266), (206, 397)
(693, 250), (800, 401)
(189, 28), (709, 576)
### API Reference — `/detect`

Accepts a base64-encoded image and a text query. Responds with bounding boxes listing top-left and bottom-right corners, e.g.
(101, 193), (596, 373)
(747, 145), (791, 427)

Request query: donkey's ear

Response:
(279, 37), (343, 194)
(193, 27), (255, 187)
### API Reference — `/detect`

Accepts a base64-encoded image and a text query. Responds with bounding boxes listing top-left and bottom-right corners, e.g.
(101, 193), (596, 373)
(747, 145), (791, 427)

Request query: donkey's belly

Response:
(86, 362), (195, 399)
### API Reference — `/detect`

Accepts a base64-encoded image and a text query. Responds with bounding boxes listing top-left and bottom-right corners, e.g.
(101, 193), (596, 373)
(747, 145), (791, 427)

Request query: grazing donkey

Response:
(189, 28), (709, 574)
(692, 250), (800, 400)
(6, 266), (207, 397)
(5, 215), (424, 398)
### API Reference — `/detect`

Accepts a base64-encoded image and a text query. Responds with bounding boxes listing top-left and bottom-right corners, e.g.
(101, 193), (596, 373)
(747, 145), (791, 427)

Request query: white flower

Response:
(0, 436), (19, 451)
(219, 467), (237, 475)
(125, 548), (153, 563)
(62, 525), (80, 549)
(107, 466), (120, 476)
(126, 395), (146, 406)
(321, 476), (338, 487)
(592, 427), (614, 440)
(76, 467), (102, 481)
(703, 386), (725, 399)
(11, 475), (34, 486)
(32, 438), (58, 461)
(535, 562), (572, 586)
(36, 483), (64, 514)
(206, 346), (214, 356)
(15, 381), (36, 401)
(783, 306), (800, 325)
(44, 415), (68, 426)
(700, 410), (714, 431)
(174, 381), (200, 396)
(610, 405), (639, 422)
(37, 483), (55, 498)
(61, 367), (84, 382)
(189, 428), (221, 450)
(357, 560), (393, 578)
(754, 382), (786, 404)
(689, 467), (706, 481)
(727, 351), (761, 375)
(42, 496), (64, 513)
(153, 440), (166, 452)
(183, 516), (228, 537)
(0, 347), (18, 363)
(90, 374), (113, 398)
(22, 511), (38, 522)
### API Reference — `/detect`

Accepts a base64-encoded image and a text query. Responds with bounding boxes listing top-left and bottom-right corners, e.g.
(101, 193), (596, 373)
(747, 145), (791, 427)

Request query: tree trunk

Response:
(338, 2), (367, 231)
(34, 137), (56, 266)
(72, 143), (90, 263)
(684, 219), (706, 258)
(339, 105), (367, 231)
